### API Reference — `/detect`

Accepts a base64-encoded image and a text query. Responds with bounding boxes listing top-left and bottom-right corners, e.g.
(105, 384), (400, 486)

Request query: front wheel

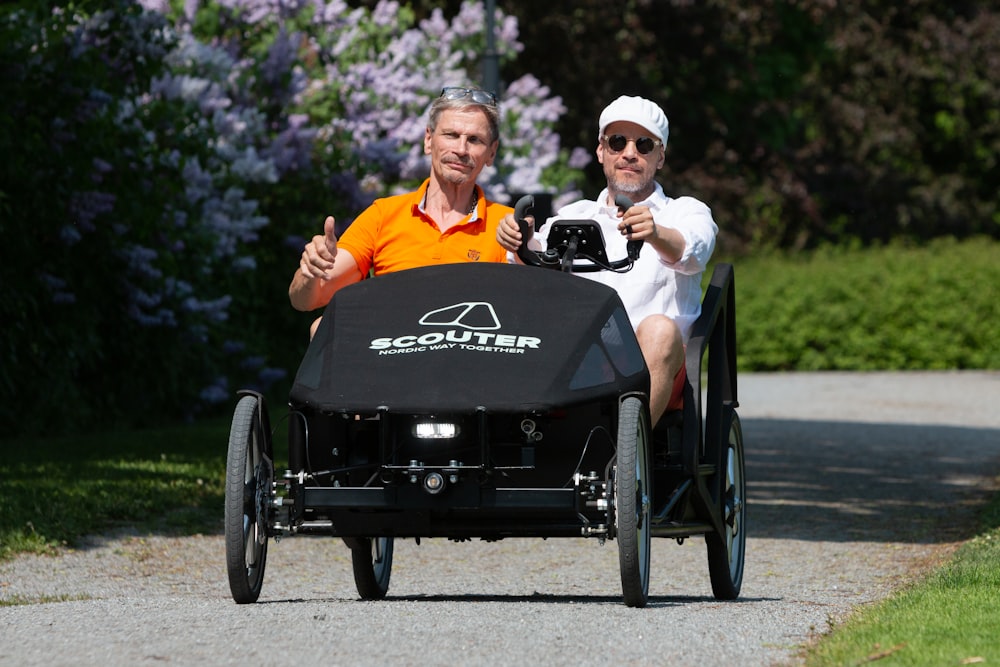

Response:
(224, 394), (273, 604)
(614, 396), (652, 608)
(706, 407), (746, 600)
(351, 537), (394, 600)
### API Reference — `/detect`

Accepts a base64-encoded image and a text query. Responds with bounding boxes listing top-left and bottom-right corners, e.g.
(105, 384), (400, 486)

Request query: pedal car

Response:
(224, 195), (745, 608)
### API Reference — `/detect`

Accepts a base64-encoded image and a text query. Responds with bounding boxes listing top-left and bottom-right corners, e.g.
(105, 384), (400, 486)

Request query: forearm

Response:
(288, 269), (334, 312)
(646, 224), (686, 264)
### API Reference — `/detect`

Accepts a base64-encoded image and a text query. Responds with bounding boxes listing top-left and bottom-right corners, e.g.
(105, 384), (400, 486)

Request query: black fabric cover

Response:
(289, 263), (647, 414)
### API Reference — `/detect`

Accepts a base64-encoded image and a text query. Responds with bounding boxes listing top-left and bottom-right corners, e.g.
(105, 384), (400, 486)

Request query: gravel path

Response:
(3, 371), (999, 667)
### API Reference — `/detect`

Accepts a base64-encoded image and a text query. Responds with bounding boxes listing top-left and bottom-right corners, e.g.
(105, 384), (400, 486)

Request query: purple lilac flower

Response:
(372, 1), (400, 27)
(40, 272), (77, 305)
(359, 138), (404, 178)
(309, 0), (350, 26)
(121, 243), (163, 281)
(257, 366), (287, 386)
(261, 27), (301, 97)
(164, 277), (194, 298)
(419, 9), (449, 39)
(181, 294), (232, 322)
(136, 0), (170, 13)
(230, 146), (278, 183)
(222, 339), (246, 354)
(451, 2), (483, 39)
(568, 147), (592, 170)
(284, 234), (307, 251)
(59, 225), (83, 245)
(232, 255), (257, 271)
(182, 158), (214, 204)
(265, 114), (316, 173)
(91, 157), (113, 183)
(240, 355), (265, 370)
(199, 378), (230, 404)
(69, 190), (117, 233)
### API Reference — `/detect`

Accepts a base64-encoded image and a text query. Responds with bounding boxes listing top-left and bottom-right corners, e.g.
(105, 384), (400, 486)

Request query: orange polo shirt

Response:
(337, 179), (512, 277)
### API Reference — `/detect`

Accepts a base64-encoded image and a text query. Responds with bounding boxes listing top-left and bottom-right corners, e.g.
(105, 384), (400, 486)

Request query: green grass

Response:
(804, 487), (1000, 665)
(0, 419), (230, 560)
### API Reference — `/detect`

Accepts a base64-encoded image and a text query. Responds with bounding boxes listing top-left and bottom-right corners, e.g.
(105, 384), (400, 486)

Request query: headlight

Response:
(412, 422), (460, 439)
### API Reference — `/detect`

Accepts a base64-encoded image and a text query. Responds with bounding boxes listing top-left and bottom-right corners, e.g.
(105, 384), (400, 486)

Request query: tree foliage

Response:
(489, 0), (999, 250)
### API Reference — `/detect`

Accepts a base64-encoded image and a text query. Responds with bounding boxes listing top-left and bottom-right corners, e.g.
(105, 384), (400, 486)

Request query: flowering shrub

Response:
(0, 0), (586, 434)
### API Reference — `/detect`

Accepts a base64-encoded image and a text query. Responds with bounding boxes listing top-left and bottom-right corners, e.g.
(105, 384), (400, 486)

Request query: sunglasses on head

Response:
(440, 87), (498, 107)
(602, 134), (661, 155)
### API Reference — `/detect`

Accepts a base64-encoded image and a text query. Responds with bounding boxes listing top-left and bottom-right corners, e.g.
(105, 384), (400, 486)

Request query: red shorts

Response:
(666, 364), (687, 412)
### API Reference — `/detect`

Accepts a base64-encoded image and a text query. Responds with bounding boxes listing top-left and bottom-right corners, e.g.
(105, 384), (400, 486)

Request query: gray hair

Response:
(427, 92), (500, 144)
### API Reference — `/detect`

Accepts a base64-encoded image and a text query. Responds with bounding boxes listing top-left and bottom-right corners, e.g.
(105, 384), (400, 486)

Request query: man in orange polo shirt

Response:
(290, 87), (512, 336)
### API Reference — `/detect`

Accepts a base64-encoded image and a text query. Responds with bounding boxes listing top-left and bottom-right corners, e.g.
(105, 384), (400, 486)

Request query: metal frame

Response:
(650, 262), (737, 540)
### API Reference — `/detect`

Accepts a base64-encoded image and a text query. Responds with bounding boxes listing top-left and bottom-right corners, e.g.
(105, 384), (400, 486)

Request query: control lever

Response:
(513, 195), (548, 267)
(615, 194), (643, 262)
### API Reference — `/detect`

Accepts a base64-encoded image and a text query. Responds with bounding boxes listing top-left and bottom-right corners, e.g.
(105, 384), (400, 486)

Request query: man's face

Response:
(424, 108), (498, 187)
(597, 121), (665, 197)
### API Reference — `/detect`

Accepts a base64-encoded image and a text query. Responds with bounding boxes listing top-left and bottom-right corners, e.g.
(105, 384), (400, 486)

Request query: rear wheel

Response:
(615, 396), (651, 608)
(351, 536), (394, 600)
(225, 394), (273, 604)
(707, 407), (746, 600)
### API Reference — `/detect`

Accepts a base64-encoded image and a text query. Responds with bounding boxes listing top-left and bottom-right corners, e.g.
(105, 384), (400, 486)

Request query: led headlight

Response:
(412, 422), (460, 439)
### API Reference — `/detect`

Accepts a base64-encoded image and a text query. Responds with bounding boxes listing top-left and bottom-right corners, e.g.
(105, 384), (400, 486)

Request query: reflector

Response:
(423, 472), (445, 494)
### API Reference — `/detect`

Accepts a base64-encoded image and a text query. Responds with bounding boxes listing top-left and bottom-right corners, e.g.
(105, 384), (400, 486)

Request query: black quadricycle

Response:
(224, 195), (744, 607)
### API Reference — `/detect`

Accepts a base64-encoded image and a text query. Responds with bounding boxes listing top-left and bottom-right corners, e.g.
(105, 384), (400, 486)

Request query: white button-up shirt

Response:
(530, 183), (718, 341)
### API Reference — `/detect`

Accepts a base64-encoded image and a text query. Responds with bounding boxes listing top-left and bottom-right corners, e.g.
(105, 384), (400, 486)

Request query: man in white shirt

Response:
(496, 95), (718, 424)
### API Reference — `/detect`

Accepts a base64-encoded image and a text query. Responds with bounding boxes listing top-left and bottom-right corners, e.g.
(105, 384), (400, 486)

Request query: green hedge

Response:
(733, 236), (1000, 371)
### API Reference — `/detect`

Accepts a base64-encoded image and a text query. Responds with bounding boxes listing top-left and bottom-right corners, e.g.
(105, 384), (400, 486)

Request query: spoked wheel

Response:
(614, 395), (652, 608)
(707, 406), (746, 600)
(350, 536), (394, 600)
(225, 394), (274, 604)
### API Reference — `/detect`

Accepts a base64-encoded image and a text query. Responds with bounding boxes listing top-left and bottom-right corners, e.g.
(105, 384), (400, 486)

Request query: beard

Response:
(608, 171), (654, 195)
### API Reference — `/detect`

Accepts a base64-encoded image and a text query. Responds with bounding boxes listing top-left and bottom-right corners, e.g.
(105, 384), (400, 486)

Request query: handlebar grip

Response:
(514, 194), (534, 238)
(614, 194), (634, 211)
(614, 195), (643, 261)
(513, 194), (540, 267)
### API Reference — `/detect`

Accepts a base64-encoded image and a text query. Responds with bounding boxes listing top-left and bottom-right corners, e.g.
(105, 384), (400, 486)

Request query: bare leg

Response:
(309, 316), (322, 340)
(635, 314), (684, 425)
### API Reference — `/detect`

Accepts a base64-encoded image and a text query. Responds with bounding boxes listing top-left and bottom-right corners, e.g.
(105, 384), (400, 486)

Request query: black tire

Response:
(615, 396), (652, 608)
(225, 395), (273, 604)
(351, 536), (394, 600)
(707, 407), (746, 600)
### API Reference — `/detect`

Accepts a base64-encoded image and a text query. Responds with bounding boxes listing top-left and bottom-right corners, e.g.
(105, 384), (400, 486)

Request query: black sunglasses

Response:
(602, 134), (661, 155)
(440, 87), (498, 107)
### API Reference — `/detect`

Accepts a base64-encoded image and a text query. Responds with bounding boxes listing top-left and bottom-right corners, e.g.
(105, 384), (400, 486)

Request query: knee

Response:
(636, 315), (682, 352)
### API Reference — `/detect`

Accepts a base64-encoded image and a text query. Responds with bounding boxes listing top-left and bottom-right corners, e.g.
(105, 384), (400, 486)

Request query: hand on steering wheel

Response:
(497, 212), (531, 252)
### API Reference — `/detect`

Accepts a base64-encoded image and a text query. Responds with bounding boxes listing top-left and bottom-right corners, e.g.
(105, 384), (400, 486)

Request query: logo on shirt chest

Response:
(466, 249), (481, 261)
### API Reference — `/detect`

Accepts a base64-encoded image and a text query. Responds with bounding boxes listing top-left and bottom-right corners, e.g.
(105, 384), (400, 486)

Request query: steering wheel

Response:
(513, 194), (643, 273)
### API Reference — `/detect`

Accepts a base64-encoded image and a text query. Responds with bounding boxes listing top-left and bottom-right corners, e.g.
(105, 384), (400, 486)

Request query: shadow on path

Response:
(743, 418), (1000, 543)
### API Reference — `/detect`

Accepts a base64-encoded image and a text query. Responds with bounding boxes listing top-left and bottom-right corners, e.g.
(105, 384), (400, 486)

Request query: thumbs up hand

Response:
(300, 216), (339, 280)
